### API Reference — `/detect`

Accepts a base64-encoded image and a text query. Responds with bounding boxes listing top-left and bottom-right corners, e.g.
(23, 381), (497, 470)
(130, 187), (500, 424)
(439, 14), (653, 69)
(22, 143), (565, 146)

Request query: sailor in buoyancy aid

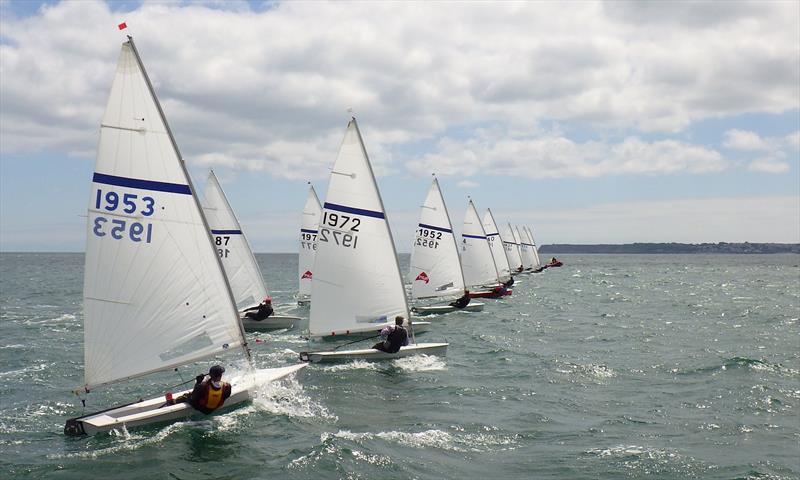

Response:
(173, 365), (232, 414)
(449, 291), (471, 309)
(372, 316), (409, 353)
(243, 296), (274, 321)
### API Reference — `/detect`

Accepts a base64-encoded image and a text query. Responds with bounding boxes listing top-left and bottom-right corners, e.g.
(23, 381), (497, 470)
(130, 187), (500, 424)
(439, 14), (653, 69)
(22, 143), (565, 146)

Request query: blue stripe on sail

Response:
(486, 232), (500, 236)
(463, 234), (486, 240)
(418, 223), (452, 233)
(301, 228), (319, 234)
(93, 172), (192, 195)
(324, 202), (385, 219)
(211, 229), (242, 235)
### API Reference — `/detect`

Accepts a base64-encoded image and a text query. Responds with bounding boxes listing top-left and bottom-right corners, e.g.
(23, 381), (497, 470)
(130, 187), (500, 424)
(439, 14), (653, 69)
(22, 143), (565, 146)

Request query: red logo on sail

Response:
(415, 272), (429, 284)
(301, 270), (313, 280)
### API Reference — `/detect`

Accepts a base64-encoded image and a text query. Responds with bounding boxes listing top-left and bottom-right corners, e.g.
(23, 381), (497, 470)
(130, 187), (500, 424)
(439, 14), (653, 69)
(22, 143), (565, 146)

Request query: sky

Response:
(1, 0), (798, 252)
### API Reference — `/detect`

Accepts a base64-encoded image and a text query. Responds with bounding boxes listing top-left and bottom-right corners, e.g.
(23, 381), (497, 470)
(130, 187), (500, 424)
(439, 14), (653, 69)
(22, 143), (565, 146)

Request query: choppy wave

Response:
(586, 444), (709, 476)
(323, 427), (518, 453)
(319, 360), (379, 373)
(253, 375), (337, 422)
(679, 357), (798, 377)
(392, 354), (447, 372)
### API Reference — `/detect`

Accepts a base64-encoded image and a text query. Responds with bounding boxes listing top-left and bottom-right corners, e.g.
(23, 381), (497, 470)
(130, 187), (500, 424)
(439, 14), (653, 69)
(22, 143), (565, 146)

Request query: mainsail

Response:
(309, 119), (408, 336)
(298, 183), (322, 301)
(203, 170), (268, 310)
(515, 225), (535, 270)
(409, 177), (465, 301)
(524, 226), (542, 268)
(502, 222), (523, 273)
(460, 199), (500, 288)
(482, 209), (511, 283)
(83, 38), (246, 389)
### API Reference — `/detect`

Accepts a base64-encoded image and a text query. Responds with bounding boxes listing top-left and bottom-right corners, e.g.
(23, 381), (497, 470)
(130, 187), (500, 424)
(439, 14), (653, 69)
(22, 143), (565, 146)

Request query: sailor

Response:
(243, 296), (274, 321)
(449, 291), (471, 309)
(372, 316), (409, 353)
(172, 365), (232, 414)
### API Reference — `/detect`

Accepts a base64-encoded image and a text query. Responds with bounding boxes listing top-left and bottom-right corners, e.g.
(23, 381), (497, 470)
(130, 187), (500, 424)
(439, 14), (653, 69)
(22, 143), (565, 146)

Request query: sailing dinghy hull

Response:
(299, 342), (448, 363)
(411, 302), (485, 316)
(469, 289), (513, 299)
(64, 364), (306, 436)
(240, 315), (300, 332)
(312, 321), (431, 340)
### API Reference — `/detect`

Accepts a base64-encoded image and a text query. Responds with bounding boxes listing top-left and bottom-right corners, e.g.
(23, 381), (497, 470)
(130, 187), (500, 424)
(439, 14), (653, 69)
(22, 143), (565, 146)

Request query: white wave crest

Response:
(253, 375), (337, 421)
(392, 354), (447, 372)
(322, 428), (517, 453)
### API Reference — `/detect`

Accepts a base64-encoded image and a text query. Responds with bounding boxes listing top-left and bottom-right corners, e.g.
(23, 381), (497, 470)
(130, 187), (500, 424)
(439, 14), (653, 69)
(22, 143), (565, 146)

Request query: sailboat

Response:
(296, 183), (322, 306)
(203, 170), (300, 331)
(502, 222), (524, 274)
(516, 225), (536, 272)
(522, 226), (545, 272)
(64, 37), (305, 436)
(461, 199), (512, 299)
(299, 118), (446, 363)
(409, 177), (484, 315)
(482, 208), (513, 287)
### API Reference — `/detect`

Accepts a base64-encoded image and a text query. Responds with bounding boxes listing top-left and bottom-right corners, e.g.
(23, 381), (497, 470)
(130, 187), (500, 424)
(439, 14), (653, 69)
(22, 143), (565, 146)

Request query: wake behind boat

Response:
(300, 118), (447, 363)
(65, 36), (305, 436)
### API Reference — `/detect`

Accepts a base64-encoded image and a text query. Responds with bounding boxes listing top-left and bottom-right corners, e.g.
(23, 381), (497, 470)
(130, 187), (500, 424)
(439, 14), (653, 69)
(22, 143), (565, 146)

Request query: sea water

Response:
(0, 253), (798, 479)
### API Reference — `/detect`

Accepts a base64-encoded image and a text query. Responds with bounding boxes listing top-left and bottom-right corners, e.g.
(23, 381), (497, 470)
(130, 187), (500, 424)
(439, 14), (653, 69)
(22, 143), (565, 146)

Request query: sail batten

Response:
(82, 39), (246, 389)
(409, 178), (465, 301)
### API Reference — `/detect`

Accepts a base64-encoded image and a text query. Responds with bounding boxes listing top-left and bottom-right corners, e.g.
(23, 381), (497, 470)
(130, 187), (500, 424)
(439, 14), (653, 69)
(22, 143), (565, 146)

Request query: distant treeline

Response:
(538, 243), (800, 254)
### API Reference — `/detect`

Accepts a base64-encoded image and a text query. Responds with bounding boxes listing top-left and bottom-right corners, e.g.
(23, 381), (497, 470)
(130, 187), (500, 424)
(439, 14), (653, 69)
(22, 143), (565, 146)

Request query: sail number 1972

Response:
(319, 211), (360, 249)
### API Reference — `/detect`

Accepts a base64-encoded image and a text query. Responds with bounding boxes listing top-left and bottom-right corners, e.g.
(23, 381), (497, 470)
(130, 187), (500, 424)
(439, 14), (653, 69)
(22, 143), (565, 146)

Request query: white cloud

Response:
(0, 0), (797, 180)
(407, 133), (727, 179)
(500, 196), (800, 245)
(456, 180), (479, 188)
(748, 155), (791, 174)
(786, 131), (800, 149)
(723, 129), (771, 151)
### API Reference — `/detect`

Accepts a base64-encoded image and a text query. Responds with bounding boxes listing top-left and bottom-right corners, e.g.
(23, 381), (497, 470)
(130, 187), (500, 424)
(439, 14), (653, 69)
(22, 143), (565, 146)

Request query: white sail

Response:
(82, 40), (246, 389)
(298, 184), (322, 301)
(203, 170), (268, 311)
(516, 225), (535, 270)
(502, 222), (523, 273)
(309, 119), (408, 336)
(409, 177), (465, 300)
(482, 209), (511, 283)
(525, 226), (542, 267)
(460, 199), (500, 288)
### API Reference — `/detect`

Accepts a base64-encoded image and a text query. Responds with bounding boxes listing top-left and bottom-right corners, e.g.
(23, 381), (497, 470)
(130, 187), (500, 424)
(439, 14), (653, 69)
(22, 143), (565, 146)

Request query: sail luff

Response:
(436, 177), (467, 293)
(126, 38), (249, 362)
(351, 118), (410, 319)
(205, 169), (269, 309)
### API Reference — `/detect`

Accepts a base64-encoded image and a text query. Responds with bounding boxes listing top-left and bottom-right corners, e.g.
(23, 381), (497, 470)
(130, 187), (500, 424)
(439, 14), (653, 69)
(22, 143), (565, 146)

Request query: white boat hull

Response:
(299, 342), (448, 363)
(240, 314), (300, 331)
(64, 364), (307, 436)
(412, 302), (484, 316)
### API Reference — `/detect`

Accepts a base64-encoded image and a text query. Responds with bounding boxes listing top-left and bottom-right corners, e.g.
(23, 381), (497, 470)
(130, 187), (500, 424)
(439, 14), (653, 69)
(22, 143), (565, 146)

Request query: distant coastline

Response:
(538, 243), (800, 254)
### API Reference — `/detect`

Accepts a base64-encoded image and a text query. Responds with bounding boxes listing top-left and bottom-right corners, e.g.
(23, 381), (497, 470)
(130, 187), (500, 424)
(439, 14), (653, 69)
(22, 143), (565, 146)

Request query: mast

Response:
(434, 176), (467, 294)
(126, 36), (250, 362)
